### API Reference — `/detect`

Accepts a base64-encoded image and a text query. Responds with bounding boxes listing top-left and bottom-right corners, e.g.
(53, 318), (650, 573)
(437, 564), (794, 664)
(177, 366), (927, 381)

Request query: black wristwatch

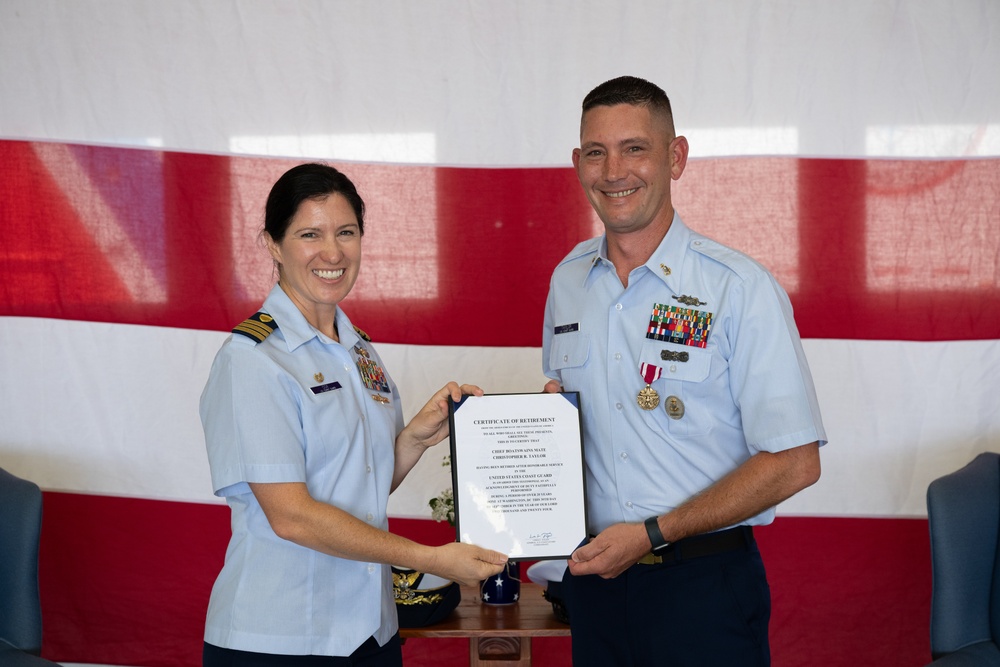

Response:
(644, 516), (669, 552)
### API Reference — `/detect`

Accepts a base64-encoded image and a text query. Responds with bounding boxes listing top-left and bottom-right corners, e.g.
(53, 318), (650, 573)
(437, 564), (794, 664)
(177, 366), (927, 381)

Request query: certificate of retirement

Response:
(447, 392), (587, 560)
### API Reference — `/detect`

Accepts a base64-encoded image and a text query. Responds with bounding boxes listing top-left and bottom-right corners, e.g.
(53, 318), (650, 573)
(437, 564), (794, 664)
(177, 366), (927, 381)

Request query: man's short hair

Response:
(582, 76), (675, 135)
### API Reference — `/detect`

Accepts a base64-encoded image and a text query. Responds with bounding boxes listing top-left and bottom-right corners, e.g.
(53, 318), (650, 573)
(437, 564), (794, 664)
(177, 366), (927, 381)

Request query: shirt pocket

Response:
(548, 331), (591, 388)
(639, 339), (711, 383)
(639, 339), (713, 437)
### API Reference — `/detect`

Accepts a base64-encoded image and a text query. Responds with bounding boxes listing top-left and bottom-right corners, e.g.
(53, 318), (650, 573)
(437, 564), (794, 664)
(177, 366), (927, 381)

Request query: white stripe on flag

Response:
(2, 317), (996, 518)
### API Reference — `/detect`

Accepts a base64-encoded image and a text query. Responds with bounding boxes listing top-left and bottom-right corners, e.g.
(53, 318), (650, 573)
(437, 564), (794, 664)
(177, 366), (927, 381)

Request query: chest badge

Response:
(665, 396), (685, 420)
(672, 295), (707, 307)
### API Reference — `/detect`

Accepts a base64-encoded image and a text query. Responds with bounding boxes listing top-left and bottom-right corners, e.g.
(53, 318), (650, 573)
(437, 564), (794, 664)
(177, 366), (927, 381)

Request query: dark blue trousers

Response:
(563, 541), (771, 666)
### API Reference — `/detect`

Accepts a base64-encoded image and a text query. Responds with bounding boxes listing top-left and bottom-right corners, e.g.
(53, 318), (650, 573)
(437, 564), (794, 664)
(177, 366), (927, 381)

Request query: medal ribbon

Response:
(640, 362), (662, 385)
(354, 344), (391, 393)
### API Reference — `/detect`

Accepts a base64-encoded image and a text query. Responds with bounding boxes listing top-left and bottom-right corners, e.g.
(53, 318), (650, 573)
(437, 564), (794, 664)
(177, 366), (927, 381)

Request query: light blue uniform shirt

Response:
(543, 214), (826, 535)
(200, 284), (404, 656)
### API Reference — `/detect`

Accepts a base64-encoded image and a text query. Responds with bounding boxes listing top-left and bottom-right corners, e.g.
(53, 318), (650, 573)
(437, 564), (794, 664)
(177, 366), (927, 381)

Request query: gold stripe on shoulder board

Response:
(232, 312), (278, 343)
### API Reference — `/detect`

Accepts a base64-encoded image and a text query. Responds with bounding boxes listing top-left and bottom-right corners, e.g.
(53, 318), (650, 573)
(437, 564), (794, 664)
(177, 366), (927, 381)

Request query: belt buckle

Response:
(637, 552), (663, 565)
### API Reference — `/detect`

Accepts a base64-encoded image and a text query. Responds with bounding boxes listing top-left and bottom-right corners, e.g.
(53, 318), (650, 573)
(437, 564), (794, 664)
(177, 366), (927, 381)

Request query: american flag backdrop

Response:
(1, 2), (999, 666)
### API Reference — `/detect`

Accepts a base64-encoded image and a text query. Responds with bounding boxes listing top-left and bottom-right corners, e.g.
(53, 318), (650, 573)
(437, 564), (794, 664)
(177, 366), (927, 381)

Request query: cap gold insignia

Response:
(673, 294), (707, 307)
(660, 263), (671, 276)
(314, 372), (324, 383)
(665, 396), (685, 420)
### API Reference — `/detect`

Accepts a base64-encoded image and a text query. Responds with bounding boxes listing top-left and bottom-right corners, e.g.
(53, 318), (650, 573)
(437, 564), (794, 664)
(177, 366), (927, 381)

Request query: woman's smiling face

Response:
(266, 193), (362, 330)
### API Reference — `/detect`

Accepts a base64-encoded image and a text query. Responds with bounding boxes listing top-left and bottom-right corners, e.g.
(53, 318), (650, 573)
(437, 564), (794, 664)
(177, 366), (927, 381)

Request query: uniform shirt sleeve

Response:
(726, 270), (827, 453)
(200, 338), (308, 497)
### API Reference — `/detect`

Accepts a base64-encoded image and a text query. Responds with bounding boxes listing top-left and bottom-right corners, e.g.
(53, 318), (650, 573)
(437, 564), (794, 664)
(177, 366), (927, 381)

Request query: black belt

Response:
(637, 525), (754, 565)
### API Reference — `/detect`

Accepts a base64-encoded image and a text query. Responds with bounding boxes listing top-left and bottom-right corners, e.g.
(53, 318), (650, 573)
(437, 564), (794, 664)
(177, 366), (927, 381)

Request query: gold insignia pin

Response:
(660, 263), (671, 276)
(259, 313), (273, 323)
(314, 372), (324, 383)
(371, 394), (390, 405)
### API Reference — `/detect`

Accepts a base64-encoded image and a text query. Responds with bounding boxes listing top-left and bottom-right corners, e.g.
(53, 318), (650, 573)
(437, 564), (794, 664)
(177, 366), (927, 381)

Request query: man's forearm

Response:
(656, 442), (821, 543)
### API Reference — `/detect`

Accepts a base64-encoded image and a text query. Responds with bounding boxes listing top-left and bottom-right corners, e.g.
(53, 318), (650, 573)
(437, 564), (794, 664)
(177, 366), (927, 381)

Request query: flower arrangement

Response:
(428, 455), (455, 526)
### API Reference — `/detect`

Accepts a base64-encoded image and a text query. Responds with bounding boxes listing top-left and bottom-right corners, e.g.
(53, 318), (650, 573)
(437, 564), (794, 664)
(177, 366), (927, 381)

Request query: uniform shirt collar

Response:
(645, 211), (691, 292)
(584, 211), (691, 290)
(261, 284), (360, 352)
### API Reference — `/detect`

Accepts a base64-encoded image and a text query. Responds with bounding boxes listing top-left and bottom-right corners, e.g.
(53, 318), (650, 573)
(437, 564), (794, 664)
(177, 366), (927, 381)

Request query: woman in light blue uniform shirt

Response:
(200, 163), (506, 666)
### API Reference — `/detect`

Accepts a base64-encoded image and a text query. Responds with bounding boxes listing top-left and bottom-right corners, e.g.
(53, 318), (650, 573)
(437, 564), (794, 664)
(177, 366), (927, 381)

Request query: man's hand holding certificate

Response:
(447, 392), (587, 560)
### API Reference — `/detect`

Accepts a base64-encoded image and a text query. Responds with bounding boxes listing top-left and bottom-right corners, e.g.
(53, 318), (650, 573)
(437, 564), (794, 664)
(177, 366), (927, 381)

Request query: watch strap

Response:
(644, 516), (668, 551)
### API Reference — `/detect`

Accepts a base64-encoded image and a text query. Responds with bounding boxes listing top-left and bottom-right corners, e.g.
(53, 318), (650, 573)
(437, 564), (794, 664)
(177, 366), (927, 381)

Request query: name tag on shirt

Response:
(554, 323), (580, 335)
(311, 381), (343, 395)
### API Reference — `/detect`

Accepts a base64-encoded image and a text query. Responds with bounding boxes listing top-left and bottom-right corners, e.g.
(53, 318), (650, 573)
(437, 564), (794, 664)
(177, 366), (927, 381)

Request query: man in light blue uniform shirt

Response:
(542, 76), (826, 666)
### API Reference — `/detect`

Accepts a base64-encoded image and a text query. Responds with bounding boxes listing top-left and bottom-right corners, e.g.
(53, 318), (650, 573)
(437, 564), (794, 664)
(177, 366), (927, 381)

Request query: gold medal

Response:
(637, 384), (660, 410)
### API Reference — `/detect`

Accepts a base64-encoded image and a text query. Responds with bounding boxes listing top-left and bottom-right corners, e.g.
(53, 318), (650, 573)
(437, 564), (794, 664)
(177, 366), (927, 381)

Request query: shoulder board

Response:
(232, 312), (278, 344)
(353, 325), (371, 342)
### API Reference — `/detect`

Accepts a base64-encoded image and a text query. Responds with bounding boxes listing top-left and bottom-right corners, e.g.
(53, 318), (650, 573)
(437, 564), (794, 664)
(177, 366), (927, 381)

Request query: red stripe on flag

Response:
(37, 494), (932, 667)
(3, 140), (999, 343)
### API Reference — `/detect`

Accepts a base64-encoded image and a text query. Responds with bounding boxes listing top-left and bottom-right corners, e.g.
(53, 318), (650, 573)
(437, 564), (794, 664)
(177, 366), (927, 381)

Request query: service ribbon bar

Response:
(646, 303), (714, 348)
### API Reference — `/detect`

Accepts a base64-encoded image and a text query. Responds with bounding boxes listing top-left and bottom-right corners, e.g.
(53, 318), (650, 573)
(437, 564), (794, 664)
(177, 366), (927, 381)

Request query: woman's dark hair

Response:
(264, 163), (366, 242)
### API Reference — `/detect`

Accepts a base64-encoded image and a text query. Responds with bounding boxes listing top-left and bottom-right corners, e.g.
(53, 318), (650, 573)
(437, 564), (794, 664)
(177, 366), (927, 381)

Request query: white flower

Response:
(428, 455), (455, 526)
(429, 487), (454, 525)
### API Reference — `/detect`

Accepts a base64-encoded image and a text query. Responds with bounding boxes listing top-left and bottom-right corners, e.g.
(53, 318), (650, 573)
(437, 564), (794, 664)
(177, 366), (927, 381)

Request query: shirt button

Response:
(615, 402), (623, 411)
(615, 303), (623, 311)
(614, 352), (622, 361)
(626, 501), (633, 508)
(366, 465), (372, 473)
(620, 452), (629, 461)
(366, 512), (374, 522)
(563, 354), (569, 362)
(368, 564), (376, 573)
(670, 365), (677, 373)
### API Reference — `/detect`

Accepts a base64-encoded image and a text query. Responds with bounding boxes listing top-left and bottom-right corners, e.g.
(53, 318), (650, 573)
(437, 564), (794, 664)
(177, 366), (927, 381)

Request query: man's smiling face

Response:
(572, 103), (687, 239)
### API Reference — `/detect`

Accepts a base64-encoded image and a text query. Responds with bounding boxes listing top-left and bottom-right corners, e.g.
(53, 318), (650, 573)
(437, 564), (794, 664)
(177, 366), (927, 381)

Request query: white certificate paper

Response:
(448, 392), (587, 560)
